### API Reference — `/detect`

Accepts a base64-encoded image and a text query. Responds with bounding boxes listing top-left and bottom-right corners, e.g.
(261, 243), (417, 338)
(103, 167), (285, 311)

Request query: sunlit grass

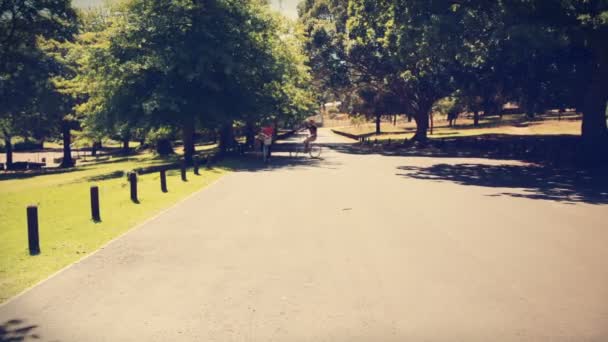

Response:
(333, 113), (582, 141)
(0, 152), (230, 303)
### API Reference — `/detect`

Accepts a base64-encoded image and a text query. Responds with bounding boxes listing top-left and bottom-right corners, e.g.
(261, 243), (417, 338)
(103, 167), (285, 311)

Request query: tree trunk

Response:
(218, 122), (234, 156)
(407, 114), (412, 123)
(429, 112), (434, 135)
(393, 114), (397, 126)
(273, 119), (279, 140)
(581, 77), (608, 159)
(92, 141), (101, 157)
(473, 110), (480, 126)
(182, 123), (195, 165)
(122, 138), (129, 153)
(4, 134), (13, 170)
(156, 139), (173, 155)
(60, 121), (74, 168)
(375, 113), (381, 134)
(412, 109), (430, 142)
(245, 120), (256, 148)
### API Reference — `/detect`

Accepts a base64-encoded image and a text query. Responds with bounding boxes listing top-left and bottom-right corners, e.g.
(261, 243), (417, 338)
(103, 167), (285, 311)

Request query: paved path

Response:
(2, 129), (608, 341)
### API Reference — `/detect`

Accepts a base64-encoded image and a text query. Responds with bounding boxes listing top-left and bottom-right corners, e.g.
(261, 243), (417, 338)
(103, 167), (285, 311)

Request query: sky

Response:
(72, 0), (300, 19)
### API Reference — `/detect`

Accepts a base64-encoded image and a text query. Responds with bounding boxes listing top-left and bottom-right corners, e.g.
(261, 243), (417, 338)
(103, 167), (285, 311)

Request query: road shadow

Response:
(320, 137), (608, 204)
(396, 163), (608, 204)
(0, 319), (42, 342)
(327, 134), (606, 167)
(223, 153), (341, 172)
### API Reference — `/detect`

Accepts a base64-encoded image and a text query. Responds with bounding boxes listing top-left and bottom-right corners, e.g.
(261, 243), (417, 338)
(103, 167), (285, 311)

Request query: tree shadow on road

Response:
(326, 135), (588, 165)
(319, 140), (608, 204)
(396, 163), (608, 204)
(0, 319), (42, 342)
(223, 152), (342, 172)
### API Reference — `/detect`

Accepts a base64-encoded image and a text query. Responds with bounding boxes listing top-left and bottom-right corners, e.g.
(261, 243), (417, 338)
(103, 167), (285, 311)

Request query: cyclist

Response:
(302, 119), (317, 152)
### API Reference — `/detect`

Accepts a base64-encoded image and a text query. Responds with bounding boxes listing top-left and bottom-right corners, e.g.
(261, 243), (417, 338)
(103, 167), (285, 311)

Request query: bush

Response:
(146, 127), (175, 155)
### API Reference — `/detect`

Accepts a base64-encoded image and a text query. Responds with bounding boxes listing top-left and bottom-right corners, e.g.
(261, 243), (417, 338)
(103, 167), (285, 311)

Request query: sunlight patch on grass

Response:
(334, 115), (581, 141)
(0, 154), (229, 303)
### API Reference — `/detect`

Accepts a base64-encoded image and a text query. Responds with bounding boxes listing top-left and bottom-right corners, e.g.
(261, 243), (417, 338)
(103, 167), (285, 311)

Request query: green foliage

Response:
(73, 0), (314, 156)
(0, 0), (78, 144)
(298, 0), (350, 100)
(301, 0), (608, 146)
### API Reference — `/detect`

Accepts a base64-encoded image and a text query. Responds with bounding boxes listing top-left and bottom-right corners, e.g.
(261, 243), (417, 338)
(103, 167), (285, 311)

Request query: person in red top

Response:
(259, 125), (274, 161)
(261, 125), (274, 139)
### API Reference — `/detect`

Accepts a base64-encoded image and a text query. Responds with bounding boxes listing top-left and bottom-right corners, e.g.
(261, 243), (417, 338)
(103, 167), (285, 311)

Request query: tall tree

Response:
(0, 0), (77, 168)
(81, 0), (314, 161)
(346, 0), (484, 141)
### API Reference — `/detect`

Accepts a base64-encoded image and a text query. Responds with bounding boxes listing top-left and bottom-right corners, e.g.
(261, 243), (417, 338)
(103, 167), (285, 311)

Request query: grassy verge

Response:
(332, 114), (581, 141)
(0, 153), (230, 303)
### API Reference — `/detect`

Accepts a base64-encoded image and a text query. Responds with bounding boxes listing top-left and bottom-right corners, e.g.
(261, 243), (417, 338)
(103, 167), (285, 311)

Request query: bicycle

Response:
(290, 142), (322, 158)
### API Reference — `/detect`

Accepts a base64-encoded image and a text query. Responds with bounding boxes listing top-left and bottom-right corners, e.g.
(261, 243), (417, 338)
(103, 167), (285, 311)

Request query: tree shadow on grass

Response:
(396, 163), (608, 204)
(0, 319), (42, 342)
(85, 170), (126, 182)
(0, 167), (78, 182)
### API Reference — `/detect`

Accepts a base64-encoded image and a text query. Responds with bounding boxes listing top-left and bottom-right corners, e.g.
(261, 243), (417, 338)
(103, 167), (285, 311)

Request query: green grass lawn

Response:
(333, 113), (582, 141)
(0, 152), (230, 303)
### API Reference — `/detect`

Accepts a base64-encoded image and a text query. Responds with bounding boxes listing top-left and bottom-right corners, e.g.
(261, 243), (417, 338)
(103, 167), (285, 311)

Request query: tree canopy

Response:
(299, 0), (608, 149)
(78, 0), (315, 161)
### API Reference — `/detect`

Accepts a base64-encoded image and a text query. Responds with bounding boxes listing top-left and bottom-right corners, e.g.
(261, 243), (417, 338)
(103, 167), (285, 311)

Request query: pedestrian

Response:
(258, 124), (274, 162)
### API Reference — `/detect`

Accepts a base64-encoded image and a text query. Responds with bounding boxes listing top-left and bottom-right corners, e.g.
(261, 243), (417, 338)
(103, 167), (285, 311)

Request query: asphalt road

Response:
(1, 129), (607, 341)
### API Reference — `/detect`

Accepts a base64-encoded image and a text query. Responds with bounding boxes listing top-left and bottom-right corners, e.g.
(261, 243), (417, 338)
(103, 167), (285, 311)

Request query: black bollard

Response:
(193, 158), (200, 175)
(181, 163), (187, 182)
(160, 170), (167, 193)
(129, 172), (138, 203)
(27, 206), (40, 255)
(90, 186), (101, 222)
(206, 155), (214, 169)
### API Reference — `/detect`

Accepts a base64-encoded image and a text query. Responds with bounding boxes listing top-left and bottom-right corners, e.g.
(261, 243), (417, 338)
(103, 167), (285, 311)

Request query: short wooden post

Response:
(90, 186), (101, 222)
(129, 172), (138, 203)
(205, 156), (212, 169)
(27, 206), (40, 255)
(193, 158), (200, 175)
(181, 163), (187, 182)
(160, 170), (167, 193)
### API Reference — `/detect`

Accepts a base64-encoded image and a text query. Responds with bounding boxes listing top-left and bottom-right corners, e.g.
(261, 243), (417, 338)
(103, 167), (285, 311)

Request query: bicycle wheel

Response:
(309, 144), (322, 158)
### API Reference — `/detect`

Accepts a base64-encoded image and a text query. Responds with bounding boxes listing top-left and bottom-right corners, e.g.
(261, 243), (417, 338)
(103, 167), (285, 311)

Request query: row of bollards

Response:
(26, 161), (202, 256)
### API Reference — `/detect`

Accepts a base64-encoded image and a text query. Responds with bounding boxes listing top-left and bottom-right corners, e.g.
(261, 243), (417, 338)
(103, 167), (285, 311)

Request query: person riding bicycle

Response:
(302, 119), (317, 152)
